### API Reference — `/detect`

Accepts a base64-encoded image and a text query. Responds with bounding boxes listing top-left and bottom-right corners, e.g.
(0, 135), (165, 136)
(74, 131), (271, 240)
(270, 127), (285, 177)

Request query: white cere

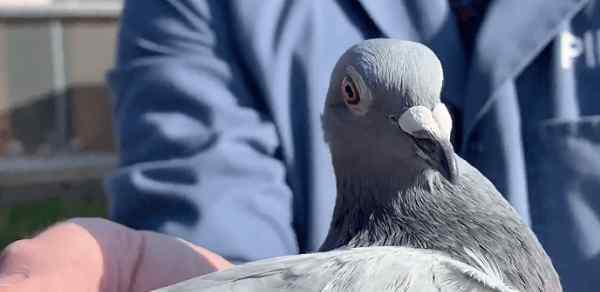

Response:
(432, 103), (453, 141)
(397, 103), (453, 140)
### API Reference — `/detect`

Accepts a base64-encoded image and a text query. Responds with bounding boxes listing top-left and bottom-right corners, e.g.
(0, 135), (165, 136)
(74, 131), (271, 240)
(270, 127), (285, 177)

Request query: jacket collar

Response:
(357, 0), (452, 42)
(461, 0), (588, 144)
(357, 0), (588, 144)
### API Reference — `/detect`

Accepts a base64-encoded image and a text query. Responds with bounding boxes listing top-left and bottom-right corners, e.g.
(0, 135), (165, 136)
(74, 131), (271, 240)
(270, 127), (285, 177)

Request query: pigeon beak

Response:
(437, 139), (458, 183)
(389, 107), (458, 182)
(409, 132), (459, 183)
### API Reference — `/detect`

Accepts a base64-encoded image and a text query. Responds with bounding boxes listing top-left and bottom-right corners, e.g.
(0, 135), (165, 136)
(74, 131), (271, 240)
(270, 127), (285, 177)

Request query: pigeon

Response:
(153, 39), (562, 292)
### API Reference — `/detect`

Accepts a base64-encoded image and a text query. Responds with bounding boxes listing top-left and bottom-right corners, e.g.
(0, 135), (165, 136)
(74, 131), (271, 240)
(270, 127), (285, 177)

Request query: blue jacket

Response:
(107, 0), (599, 290)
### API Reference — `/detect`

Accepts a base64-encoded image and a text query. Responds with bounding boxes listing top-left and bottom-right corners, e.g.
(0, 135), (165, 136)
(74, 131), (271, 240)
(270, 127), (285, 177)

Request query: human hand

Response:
(0, 218), (232, 292)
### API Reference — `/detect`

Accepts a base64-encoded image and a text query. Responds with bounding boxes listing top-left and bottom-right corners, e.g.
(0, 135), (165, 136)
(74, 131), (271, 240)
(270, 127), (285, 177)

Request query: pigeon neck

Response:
(319, 170), (430, 251)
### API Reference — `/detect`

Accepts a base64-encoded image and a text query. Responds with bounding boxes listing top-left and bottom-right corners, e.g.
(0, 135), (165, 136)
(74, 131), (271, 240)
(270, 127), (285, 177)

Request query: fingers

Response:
(123, 231), (233, 292)
(0, 218), (234, 292)
(68, 218), (233, 291)
(174, 238), (233, 270)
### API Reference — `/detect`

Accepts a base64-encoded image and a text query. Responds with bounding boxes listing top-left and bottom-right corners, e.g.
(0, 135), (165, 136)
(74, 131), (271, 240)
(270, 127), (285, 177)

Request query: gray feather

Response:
(153, 247), (518, 292)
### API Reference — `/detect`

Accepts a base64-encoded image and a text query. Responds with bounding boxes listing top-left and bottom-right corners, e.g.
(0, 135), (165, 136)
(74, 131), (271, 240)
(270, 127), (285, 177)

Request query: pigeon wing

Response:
(152, 247), (517, 292)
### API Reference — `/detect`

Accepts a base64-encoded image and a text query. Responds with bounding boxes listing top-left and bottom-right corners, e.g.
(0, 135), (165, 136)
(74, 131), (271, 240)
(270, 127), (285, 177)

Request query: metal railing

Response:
(0, 2), (122, 197)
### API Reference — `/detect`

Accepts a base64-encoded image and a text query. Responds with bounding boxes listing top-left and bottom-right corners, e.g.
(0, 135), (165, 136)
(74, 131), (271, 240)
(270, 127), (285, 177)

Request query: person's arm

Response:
(0, 218), (231, 292)
(107, 0), (298, 263)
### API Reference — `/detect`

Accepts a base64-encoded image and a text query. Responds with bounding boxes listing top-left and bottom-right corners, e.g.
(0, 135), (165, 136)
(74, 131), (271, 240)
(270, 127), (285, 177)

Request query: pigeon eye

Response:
(341, 77), (360, 106)
(340, 66), (372, 116)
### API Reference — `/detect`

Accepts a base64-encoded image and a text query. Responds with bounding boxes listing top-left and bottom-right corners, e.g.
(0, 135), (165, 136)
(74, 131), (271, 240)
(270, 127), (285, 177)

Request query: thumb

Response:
(0, 241), (61, 292)
(0, 241), (30, 291)
(0, 273), (45, 292)
(0, 224), (105, 292)
(0, 272), (27, 288)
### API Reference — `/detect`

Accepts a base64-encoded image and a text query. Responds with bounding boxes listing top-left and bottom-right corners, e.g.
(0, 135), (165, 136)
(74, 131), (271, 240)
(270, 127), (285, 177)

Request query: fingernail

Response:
(0, 272), (27, 287)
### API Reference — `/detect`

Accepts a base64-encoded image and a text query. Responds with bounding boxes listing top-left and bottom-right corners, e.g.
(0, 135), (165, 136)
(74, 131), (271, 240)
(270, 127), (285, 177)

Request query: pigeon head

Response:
(323, 39), (458, 183)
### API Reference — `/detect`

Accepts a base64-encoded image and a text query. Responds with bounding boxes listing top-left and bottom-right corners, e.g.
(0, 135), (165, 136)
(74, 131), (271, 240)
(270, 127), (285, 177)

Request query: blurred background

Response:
(0, 0), (122, 248)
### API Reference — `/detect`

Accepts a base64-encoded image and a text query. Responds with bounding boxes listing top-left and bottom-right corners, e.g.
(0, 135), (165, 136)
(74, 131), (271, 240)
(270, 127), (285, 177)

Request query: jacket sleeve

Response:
(105, 0), (298, 263)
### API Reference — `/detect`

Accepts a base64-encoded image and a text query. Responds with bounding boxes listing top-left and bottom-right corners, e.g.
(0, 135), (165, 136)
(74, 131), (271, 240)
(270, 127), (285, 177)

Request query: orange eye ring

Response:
(341, 77), (360, 106)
